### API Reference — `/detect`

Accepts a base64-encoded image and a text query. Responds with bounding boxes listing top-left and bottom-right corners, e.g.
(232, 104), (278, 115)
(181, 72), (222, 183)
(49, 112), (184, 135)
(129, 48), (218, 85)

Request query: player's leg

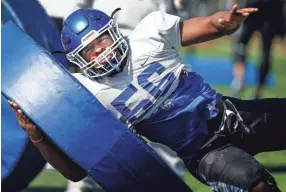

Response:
(254, 24), (275, 99)
(192, 96), (285, 191)
(197, 144), (280, 191)
(231, 20), (255, 98)
(222, 96), (286, 153)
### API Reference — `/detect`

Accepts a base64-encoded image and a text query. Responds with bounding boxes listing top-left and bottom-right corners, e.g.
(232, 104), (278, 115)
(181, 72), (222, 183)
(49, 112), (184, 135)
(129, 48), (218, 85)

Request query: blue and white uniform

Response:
(73, 11), (222, 163)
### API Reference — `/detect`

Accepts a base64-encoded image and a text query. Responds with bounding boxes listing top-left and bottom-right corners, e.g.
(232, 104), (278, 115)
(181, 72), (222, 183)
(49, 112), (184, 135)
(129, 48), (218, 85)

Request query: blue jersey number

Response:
(111, 62), (175, 124)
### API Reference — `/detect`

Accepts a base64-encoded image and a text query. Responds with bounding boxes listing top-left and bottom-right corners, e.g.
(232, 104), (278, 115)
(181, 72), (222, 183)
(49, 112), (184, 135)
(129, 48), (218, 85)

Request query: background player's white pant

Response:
(65, 176), (98, 192)
(148, 142), (186, 180)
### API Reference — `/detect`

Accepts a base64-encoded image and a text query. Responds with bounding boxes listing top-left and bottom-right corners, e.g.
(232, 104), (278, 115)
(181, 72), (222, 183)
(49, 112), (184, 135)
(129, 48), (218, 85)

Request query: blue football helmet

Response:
(61, 9), (129, 78)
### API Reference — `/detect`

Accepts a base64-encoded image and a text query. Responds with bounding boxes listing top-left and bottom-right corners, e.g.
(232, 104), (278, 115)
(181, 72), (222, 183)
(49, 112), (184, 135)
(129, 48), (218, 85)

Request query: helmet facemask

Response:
(66, 19), (128, 79)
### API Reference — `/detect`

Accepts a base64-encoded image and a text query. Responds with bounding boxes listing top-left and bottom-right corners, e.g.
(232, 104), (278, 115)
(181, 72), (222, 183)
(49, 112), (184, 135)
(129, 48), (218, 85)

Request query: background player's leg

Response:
(231, 20), (256, 98)
(254, 25), (275, 99)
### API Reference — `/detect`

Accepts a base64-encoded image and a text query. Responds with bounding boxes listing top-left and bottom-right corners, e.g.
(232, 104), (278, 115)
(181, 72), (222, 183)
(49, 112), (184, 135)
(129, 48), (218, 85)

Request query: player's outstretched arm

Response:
(8, 100), (87, 182)
(180, 4), (258, 46)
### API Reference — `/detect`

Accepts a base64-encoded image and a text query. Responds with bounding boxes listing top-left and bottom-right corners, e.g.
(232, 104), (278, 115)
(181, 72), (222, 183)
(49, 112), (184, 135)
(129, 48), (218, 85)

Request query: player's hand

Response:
(8, 100), (43, 142)
(218, 4), (258, 30)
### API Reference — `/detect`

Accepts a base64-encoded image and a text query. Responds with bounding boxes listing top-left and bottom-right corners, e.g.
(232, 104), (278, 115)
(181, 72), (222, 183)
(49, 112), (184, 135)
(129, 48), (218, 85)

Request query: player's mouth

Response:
(98, 54), (113, 65)
(86, 51), (114, 69)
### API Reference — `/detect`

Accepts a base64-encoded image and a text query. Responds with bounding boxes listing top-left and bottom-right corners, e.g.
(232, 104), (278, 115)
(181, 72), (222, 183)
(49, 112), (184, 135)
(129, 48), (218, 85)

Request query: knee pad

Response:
(201, 166), (280, 192)
(196, 146), (280, 192)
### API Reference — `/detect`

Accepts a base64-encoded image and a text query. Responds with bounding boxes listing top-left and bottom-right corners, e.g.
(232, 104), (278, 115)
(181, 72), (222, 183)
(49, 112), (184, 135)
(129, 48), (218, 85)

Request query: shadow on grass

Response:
(23, 188), (65, 192)
(23, 187), (105, 192)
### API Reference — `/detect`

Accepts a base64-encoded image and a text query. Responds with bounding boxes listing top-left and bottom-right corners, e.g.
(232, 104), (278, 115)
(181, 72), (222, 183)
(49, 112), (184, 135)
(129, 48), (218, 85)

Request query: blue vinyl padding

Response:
(1, 0), (68, 68)
(1, 93), (46, 191)
(1, 22), (192, 192)
(91, 132), (190, 192)
(183, 55), (276, 86)
(1, 0), (65, 187)
(1, 94), (29, 180)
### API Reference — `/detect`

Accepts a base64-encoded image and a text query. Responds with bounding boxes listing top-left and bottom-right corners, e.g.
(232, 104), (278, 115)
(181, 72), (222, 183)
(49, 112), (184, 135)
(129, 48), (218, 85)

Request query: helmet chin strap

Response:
(104, 56), (120, 72)
(105, 56), (128, 77)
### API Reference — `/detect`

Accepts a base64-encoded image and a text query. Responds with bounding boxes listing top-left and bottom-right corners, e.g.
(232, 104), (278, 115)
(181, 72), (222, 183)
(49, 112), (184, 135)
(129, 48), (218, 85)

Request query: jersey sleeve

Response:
(155, 11), (182, 50)
(129, 11), (182, 51)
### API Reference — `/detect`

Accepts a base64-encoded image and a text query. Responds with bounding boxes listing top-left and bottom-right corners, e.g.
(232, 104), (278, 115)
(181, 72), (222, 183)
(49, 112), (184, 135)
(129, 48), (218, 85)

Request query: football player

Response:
(9, 4), (286, 191)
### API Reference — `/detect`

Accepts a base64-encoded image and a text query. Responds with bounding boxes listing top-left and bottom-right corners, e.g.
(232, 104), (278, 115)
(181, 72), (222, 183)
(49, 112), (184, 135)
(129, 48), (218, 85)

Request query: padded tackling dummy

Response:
(1, 22), (192, 192)
(1, 94), (46, 192)
(1, 0), (68, 68)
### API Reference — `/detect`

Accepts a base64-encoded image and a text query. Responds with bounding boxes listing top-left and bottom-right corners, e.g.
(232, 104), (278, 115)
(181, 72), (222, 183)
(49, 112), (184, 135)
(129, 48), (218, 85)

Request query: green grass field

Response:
(25, 36), (286, 192)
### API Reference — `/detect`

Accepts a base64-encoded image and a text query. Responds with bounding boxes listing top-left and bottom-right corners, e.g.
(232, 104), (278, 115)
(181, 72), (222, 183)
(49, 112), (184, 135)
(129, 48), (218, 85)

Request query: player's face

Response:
(80, 33), (114, 68)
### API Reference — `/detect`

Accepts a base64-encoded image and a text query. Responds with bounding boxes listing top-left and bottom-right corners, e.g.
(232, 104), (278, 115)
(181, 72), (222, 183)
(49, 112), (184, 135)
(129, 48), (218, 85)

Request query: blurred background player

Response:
(38, 0), (94, 73)
(38, 0), (94, 31)
(231, 0), (285, 99)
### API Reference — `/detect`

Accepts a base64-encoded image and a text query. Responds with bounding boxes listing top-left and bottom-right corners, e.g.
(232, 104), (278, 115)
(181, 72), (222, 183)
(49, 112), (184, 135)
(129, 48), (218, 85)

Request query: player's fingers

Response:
(231, 4), (239, 14)
(17, 109), (23, 115)
(8, 100), (15, 108)
(23, 115), (30, 123)
(16, 109), (25, 120)
(8, 101), (15, 110)
(242, 12), (250, 17)
(15, 110), (29, 128)
(238, 8), (258, 13)
(12, 102), (19, 109)
(16, 109), (30, 122)
(16, 109), (27, 120)
(8, 101), (20, 115)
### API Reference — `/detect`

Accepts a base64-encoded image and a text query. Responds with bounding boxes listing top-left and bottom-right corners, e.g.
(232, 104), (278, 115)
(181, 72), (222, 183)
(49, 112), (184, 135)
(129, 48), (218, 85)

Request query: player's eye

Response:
(80, 46), (93, 60)
(81, 48), (90, 56)
(84, 47), (92, 53)
(97, 35), (108, 44)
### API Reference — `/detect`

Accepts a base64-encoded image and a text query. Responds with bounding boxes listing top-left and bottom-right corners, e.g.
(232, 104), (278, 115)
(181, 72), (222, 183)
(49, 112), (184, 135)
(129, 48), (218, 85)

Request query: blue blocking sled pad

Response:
(1, 93), (46, 192)
(2, 93), (47, 191)
(1, 0), (69, 68)
(1, 22), (192, 192)
(1, 94), (30, 180)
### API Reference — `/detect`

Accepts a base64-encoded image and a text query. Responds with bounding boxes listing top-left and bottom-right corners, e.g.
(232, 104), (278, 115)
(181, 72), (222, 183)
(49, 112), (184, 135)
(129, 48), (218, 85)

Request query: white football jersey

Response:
(73, 11), (190, 127)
